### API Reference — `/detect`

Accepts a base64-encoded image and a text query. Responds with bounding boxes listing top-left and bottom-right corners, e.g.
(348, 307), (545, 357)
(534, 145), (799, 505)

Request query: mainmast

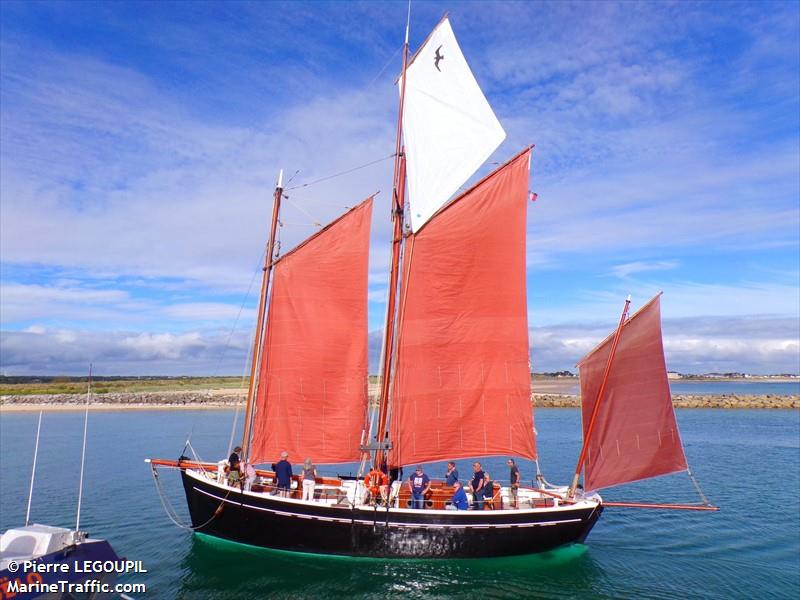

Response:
(241, 170), (284, 462)
(373, 5), (412, 470)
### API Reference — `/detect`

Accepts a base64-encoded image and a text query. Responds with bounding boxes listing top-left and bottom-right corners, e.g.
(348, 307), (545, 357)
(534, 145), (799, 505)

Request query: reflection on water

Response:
(178, 534), (606, 600)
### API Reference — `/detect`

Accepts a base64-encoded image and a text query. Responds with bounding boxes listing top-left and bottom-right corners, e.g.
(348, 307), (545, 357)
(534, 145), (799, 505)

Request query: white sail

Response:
(400, 17), (506, 233)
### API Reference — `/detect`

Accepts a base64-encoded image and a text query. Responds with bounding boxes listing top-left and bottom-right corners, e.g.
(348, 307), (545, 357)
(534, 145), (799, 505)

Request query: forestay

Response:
(577, 294), (688, 491)
(400, 17), (506, 233)
(389, 149), (536, 467)
(250, 199), (373, 465)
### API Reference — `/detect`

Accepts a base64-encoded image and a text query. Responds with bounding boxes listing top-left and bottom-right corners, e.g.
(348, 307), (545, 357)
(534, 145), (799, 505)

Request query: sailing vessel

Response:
(147, 14), (715, 559)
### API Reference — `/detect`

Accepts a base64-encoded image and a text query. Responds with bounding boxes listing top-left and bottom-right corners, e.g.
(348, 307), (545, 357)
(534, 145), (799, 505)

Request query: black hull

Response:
(180, 470), (602, 558)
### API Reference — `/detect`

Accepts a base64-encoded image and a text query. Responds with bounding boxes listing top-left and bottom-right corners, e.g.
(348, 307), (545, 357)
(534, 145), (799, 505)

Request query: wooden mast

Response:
(568, 295), (631, 497)
(373, 5), (411, 470)
(241, 171), (284, 462)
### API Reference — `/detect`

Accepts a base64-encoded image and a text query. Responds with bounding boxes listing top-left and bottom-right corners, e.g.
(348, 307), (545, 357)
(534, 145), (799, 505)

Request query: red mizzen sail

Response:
(249, 198), (373, 465)
(389, 149), (537, 467)
(577, 294), (687, 491)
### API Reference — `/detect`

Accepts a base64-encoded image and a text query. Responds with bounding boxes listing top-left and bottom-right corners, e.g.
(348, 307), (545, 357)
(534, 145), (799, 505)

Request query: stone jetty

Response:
(1, 390), (797, 410)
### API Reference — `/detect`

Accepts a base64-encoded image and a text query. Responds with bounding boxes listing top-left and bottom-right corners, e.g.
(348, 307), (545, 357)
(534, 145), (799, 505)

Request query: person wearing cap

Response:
(275, 451), (293, 497)
(407, 465), (431, 509)
(227, 446), (243, 486)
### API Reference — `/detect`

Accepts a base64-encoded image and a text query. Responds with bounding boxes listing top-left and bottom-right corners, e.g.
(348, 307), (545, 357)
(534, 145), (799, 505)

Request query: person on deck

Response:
(301, 458), (317, 501)
(445, 461), (459, 486)
(482, 471), (495, 509)
(446, 481), (469, 510)
(227, 446), (242, 486)
(275, 451), (293, 497)
(364, 467), (390, 505)
(243, 461), (257, 492)
(470, 462), (485, 510)
(507, 458), (521, 508)
(407, 466), (431, 509)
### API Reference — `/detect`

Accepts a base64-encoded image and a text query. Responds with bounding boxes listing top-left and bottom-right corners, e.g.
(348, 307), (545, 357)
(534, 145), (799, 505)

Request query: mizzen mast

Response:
(241, 170), (284, 462)
(568, 295), (631, 498)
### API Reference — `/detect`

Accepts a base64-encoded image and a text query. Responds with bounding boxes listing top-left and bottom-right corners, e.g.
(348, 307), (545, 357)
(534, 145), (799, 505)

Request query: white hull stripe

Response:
(192, 486), (585, 530)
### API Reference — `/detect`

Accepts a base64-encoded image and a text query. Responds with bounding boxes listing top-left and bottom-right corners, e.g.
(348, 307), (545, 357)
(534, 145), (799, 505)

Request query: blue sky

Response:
(1, 0), (798, 375)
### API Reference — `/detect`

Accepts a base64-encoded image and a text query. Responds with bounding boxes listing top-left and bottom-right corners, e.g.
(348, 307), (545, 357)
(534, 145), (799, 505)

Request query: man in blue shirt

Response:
(407, 465), (431, 509)
(275, 451), (293, 497)
(446, 481), (469, 510)
(444, 461), (459, 486)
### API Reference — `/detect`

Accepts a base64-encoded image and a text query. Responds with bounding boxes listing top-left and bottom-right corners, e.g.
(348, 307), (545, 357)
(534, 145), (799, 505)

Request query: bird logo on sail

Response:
(434, 45), (444, 71)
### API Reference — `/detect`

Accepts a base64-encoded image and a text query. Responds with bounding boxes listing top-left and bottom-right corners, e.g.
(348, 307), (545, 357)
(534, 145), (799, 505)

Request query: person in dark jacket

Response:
(275, 451), (292, 497)
(444, 461), (459, 486)
(227, 446), (242, 485)
(470, 462), (485, 510)
(507, 458), (521, 508)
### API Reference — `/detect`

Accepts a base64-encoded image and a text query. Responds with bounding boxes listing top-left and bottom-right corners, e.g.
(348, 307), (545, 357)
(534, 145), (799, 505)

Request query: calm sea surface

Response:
(1, 408), (798, 599)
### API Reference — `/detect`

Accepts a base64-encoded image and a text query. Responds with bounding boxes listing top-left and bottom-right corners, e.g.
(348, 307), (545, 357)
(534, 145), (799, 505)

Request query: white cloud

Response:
(120, 332), (206, 361)
(611, 260), (678, 279)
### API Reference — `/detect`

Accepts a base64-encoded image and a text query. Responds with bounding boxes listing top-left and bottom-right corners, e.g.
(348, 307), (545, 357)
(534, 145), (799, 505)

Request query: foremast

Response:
(241, 170), (284, 462)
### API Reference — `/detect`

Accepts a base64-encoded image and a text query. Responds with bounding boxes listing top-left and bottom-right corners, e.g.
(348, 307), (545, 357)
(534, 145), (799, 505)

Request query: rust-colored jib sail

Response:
(577, 294), (688, 491)
(249, 198), (373, 465)
(389, 149), (537, 467)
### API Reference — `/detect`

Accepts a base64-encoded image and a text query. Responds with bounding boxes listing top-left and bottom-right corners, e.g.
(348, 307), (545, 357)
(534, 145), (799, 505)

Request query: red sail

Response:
(389, 149), (536, 467)
(249, 198), (373, 465)
(577, 294), (687, 491)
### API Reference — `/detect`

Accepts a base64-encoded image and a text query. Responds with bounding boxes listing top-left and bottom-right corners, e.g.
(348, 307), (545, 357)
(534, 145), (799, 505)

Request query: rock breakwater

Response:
(1, 390), (797, 410)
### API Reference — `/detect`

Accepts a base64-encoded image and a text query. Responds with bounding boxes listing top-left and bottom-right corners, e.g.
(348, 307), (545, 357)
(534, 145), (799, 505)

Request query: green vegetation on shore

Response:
(0, 376), (245, 396)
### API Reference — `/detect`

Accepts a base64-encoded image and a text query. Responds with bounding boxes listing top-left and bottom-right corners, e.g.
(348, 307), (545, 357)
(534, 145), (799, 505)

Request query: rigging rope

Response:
(211, 246), (267, 378)
(150, 465), (232, 531)
(283, 197), (322, 228)
(227, 334), (253, 457)
(367, 43), (404, 88)
(687, 467), (711, 506)
(284, 154), (395, 191)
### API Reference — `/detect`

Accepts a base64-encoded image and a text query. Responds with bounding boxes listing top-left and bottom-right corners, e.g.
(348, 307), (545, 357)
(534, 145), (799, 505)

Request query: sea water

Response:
(1, 408), (798, 599)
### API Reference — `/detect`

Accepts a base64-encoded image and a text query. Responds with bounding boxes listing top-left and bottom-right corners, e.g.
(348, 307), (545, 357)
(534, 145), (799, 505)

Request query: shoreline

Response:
(1, 390), (797, 412)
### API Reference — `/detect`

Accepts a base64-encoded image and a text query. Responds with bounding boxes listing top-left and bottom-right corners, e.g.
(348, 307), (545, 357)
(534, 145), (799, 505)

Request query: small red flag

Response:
(529, 191), (538, 202)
